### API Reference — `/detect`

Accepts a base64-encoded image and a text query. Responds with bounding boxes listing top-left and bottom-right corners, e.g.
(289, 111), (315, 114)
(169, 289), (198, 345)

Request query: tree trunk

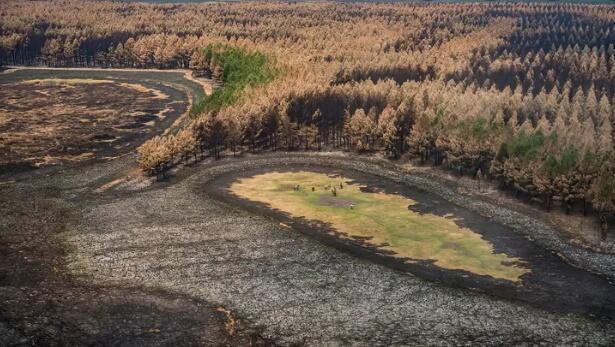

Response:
(600, 214), (609, 241)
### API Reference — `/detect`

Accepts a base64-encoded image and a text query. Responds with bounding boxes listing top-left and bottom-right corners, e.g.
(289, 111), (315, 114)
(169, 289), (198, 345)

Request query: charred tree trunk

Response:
(600, 213), (609, 241)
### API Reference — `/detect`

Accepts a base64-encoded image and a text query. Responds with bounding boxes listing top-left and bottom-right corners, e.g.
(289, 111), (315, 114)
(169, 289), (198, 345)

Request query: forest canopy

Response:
(1, 0), (615, 234)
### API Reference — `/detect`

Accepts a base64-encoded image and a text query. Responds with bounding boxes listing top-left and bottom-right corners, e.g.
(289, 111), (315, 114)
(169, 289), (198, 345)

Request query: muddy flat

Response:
(3, 152), (614, 345)
(209, 165), (615, 319)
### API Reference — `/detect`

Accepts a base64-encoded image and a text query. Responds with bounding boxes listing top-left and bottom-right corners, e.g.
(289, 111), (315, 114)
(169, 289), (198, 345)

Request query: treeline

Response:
(1, 33), (205, 68)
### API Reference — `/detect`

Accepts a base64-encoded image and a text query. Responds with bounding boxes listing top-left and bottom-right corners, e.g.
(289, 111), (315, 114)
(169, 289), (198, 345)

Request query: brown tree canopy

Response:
(3, 0), (615, 230)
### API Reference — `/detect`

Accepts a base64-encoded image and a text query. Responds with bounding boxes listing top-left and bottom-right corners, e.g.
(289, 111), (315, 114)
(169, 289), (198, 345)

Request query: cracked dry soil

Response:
(23, 152), (609, 346)
(0, 161), (269, 346)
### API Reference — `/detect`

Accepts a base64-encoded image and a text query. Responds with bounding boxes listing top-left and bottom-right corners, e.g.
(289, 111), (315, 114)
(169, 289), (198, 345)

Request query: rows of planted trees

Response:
(2, 1), (615, 237)
(139, 76), (615, 235)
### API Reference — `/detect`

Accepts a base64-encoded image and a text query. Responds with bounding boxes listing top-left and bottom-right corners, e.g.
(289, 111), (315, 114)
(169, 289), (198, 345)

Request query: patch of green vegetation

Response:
(543, 145), (578, 177)
(191, 44), (277, 116)
(458, 117), (503, 142)
(470, 117), (489, 138)
(230, 171), (529, 282)
(507, 130), (545, 160)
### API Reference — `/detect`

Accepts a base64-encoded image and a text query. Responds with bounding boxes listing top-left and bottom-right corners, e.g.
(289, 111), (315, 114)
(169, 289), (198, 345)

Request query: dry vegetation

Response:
(1, 1), (615, 234)
(0, 79), (170, 169)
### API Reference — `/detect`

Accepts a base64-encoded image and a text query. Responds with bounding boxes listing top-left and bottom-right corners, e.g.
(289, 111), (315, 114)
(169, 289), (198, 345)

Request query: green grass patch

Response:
(190, 44), (277, 116)
(230, 171), (529, 282)
(498, 130), (546, 161)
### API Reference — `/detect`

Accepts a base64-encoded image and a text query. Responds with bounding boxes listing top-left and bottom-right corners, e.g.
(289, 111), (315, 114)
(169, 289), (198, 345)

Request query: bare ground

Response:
(403, 162), (615, 253)
(0, 184), (270, 346)
(0, 67), (212, 176)
(0, 80), (183, 172)
(45, 152), (615, 346)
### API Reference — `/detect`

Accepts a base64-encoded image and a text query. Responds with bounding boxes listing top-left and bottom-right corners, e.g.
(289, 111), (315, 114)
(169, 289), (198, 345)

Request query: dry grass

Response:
(21, 78), (114, 85)
(0, 79), (171, 167)
(117, 82), (169, 99)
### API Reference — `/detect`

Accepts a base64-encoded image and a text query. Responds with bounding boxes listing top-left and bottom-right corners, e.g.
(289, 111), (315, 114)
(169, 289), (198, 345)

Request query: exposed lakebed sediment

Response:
(206, 160), (615, 320)
(65, 153), (615, 345)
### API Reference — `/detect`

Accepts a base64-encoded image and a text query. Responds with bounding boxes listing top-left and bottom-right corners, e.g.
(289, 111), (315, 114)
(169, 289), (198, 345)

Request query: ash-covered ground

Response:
(7, 152), (607, 346)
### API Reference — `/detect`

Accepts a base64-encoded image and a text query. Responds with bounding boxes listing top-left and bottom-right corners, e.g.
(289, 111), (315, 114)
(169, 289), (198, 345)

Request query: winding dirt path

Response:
(3, 66), (212, 95)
